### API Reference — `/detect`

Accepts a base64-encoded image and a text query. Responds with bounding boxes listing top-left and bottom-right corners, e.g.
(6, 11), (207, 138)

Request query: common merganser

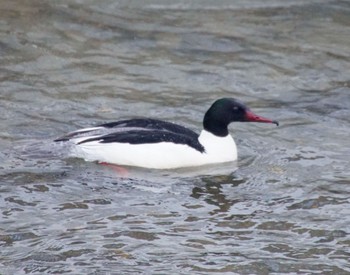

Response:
(55, 98), (278, 169)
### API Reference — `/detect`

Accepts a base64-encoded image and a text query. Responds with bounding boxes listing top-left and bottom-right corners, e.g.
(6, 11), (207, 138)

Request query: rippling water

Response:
(1, 0), (350, 274)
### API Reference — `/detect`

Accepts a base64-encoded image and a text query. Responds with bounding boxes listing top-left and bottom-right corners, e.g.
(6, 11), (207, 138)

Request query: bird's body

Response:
(55, 98), (278, 169)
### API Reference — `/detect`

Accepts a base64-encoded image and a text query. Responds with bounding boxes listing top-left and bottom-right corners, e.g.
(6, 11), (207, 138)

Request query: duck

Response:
(55, 98), (278, 169)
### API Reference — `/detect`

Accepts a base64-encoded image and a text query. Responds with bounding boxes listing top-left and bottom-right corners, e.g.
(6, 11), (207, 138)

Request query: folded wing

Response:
(55, 118), (204, 153)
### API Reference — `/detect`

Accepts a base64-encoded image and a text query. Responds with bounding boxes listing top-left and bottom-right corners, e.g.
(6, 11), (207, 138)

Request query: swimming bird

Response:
(55, 98), (278, 169)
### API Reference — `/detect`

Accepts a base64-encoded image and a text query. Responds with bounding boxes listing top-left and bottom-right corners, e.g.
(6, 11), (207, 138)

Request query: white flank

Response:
(71, 130), (237, 169)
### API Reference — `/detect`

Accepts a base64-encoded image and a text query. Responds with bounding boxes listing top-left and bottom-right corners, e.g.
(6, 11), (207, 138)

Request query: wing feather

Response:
(77, 129), (205, 153)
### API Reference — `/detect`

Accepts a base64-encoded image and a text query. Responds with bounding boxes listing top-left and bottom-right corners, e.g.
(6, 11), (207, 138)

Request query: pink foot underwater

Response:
(100, 162), (129, 177)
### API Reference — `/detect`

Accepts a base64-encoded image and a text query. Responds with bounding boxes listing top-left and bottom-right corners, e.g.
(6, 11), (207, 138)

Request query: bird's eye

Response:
(233, 106), (239, 111)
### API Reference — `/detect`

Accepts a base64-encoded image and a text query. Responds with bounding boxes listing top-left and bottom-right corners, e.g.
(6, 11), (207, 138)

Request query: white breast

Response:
(71, 130), (237, 169)
(198, 130), (237, 164)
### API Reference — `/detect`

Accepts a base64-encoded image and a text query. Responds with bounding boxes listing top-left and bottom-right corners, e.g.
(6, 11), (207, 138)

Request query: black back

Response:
(77, 129), (205, 153)
(99, 118), (199, 140)
(58, 118), (205, 153)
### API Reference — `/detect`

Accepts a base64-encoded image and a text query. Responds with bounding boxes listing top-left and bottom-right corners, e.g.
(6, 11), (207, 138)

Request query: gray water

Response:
(1, 0), (350, 274)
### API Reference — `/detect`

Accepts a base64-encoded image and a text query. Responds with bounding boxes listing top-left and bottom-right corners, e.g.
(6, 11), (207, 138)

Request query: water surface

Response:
(1, 0), (350, 274)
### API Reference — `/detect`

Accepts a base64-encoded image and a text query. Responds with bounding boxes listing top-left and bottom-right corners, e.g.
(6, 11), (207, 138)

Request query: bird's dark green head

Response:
(203, 98), (278, 137)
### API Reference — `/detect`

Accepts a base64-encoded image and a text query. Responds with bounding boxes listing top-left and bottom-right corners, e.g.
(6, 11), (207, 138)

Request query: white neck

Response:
(198, 130), (237, 163)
